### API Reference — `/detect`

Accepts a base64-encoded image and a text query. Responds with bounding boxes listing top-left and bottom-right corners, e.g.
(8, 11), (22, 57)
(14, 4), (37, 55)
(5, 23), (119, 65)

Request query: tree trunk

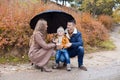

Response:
(62, 0), (65, 5)
(56, 0), (58, 3)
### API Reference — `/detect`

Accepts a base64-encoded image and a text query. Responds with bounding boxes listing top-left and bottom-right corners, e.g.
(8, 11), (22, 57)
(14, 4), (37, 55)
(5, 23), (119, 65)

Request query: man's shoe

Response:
(79, 65), (87, 71)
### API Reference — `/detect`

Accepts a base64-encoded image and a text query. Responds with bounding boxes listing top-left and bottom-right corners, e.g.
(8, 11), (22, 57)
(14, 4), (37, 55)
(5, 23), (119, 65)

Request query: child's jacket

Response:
(61, 36), (69, 49)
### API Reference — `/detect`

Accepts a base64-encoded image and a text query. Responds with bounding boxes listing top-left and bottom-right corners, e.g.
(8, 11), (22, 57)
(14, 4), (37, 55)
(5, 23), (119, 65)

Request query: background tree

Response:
(70, 0), (83, 8)
(42, 0), (50, 3)
(112, 9), (120, 23)
(58, 0), (73, 6)
(79, 0), (115, 16)
(114, 0), (120, 9)
(55, 0), (58, 3)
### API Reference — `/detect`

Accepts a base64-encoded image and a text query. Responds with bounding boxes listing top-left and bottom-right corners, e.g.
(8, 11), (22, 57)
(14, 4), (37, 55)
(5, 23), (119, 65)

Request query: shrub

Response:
(98, 15), (113, 30)
(0, 0), (113, 58)
(97, 40), (116, 50)
(79, 13), (109, 46)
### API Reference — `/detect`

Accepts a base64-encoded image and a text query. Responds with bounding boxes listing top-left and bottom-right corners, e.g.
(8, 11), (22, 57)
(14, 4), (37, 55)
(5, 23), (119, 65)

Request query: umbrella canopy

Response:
(30, 10), (75, 33)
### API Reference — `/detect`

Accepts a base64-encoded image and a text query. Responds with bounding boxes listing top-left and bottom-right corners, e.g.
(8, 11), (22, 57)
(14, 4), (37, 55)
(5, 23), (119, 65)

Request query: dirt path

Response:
(0, 25), (120, 80)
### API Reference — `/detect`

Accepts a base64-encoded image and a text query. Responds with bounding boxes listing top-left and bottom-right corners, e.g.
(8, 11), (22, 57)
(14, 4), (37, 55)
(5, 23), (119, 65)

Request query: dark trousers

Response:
(67, 46), (84, 67)
(55, 49), (70, 64)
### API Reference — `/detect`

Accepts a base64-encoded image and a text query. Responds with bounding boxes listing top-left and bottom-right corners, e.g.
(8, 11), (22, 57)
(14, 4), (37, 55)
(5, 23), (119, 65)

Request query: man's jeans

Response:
(67, 46), (84, 67)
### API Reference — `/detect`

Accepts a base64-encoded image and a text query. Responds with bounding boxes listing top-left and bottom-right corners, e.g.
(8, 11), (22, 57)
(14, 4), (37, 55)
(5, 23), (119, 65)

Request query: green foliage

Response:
(79, 0), (115, 15)
(31, 0), (40, 3)
(112, 9), (120, 23)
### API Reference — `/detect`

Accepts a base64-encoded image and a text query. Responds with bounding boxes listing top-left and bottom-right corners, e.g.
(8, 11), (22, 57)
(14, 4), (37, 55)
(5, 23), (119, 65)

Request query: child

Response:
(53, 26), (71, 71)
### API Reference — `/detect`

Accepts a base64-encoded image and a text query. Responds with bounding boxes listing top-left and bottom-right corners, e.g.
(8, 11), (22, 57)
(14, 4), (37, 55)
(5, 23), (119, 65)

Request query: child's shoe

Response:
(66, 64), (71, 71)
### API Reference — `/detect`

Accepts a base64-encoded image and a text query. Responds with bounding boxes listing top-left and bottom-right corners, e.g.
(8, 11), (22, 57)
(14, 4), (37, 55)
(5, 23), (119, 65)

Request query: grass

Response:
(85, 39), (116, 53)
(0, 55), (55, 64)
(0, 40), (116, 63)
(119, 30), (120, 34)
(99, 40), (116, 50)
(85, 45), (98, 53)
(0, 54), (29, 64)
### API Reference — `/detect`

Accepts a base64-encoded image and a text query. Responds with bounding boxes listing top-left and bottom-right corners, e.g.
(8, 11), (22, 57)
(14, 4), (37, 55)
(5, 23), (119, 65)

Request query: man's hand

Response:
(66, 43), (72, 48)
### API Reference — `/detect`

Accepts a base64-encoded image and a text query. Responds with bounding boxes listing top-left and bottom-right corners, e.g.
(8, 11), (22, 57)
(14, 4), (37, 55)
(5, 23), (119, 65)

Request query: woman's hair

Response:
(33, 19), (47, 34)
(29, 19), (47, 46)
(57, 26), (65, 33)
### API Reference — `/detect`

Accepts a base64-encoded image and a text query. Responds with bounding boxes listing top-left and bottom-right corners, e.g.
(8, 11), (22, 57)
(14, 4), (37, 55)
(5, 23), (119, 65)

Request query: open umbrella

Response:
(30, 10), (75, 33)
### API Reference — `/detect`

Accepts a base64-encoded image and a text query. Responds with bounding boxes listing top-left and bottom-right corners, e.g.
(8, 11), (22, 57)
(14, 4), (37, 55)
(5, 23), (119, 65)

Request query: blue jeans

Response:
(67, 46), (84, 67)
(55, 49), (70, 64)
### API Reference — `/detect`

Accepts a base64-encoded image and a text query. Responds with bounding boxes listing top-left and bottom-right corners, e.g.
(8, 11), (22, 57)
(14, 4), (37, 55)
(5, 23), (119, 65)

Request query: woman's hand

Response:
(52, 39), (58, 43)
(56, 43), (63, 50)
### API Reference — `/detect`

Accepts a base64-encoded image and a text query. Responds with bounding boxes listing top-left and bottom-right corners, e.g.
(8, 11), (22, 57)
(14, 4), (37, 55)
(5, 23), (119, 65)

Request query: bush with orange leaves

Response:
(0, 25), (32, 55)
(0, 0), (111, 56)
(78, 13), (109, 46)
(98, 15), (113, 30)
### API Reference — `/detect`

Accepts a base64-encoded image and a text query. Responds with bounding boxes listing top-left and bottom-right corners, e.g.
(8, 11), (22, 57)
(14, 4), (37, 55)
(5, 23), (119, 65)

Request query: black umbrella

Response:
(30, 10), (75, 33)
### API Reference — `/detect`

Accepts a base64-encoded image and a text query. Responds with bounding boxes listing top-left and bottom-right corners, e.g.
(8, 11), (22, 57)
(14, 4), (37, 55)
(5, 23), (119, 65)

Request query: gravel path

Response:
(0, 25), (120, 80)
